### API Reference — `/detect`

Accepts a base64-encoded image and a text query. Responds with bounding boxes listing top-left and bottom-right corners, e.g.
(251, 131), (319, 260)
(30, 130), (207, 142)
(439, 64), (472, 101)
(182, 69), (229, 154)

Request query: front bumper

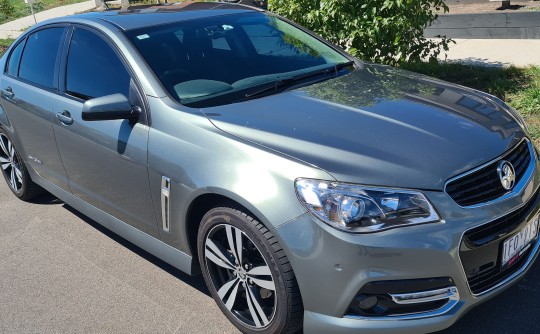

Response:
(275, 160), (540, 333)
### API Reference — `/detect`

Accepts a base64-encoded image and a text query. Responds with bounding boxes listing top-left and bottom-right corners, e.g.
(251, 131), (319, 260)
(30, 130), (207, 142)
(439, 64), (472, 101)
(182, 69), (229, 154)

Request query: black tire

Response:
(0, 128), (44, 201)
(197, 206), (303, 334)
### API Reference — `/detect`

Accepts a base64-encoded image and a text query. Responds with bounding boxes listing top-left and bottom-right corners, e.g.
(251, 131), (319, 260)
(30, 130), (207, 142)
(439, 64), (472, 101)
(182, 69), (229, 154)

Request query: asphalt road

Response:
(0, 180), (238, 334)
(1, 178), (540, 334)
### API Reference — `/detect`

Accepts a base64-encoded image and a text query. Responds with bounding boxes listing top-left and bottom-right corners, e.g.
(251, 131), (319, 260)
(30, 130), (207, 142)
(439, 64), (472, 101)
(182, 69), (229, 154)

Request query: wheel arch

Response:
(188, 190), (305, 333)
(184, 190), (271, 267)
(0, 102), (12, 132)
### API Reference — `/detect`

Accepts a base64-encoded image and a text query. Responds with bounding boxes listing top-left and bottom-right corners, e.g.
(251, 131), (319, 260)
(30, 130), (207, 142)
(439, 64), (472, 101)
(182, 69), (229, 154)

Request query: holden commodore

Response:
(0, 2), (539, 333)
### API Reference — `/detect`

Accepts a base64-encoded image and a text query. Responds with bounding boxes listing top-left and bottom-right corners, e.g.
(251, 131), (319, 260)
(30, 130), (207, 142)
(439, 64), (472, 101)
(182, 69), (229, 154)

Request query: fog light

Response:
(351, 295), (378, 312)
(345, 277), (459, 318)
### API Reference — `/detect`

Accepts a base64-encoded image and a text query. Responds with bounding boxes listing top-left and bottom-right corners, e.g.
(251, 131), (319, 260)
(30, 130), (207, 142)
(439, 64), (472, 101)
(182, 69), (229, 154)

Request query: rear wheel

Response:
(198, 206), (303, 334)
(0, 129), (43, 200)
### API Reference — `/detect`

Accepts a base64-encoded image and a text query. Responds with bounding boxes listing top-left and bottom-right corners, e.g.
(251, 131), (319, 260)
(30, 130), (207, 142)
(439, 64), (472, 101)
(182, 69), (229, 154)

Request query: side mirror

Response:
(82, 93), (141, 122)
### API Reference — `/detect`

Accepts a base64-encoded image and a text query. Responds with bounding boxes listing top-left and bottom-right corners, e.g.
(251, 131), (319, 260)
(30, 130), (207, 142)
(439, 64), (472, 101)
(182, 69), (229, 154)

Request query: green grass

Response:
(401, 62), (540, 147)
(0, 37), (13, 54)
(0, 0), (88, 25)
(31, 0), (87, 11)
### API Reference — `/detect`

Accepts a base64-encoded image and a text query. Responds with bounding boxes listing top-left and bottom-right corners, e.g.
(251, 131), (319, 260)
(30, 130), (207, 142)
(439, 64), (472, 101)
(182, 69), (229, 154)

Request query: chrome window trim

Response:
(444, 138), (536, 209)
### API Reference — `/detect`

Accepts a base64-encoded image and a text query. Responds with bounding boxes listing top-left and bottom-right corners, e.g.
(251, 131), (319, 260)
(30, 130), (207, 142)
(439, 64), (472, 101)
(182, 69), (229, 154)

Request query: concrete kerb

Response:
(425, 11), (540, 39)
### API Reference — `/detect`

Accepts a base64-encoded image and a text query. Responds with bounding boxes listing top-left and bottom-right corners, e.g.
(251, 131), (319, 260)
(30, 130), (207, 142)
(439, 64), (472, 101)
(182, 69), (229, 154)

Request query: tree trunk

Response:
(94, 0), (106, 10)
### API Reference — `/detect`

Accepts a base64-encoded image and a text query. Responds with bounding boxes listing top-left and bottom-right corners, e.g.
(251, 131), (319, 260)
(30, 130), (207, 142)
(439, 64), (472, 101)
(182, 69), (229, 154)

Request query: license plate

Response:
(502, 214), (540, 269)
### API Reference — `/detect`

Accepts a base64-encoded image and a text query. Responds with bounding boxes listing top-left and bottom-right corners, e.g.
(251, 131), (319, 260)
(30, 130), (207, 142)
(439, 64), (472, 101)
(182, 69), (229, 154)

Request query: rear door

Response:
(0, 27), (70, 190)
(52, 26), (158, 237)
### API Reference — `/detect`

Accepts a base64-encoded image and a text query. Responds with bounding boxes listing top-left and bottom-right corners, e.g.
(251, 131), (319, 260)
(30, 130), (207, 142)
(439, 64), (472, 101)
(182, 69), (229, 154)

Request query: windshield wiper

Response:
(242, 61), (355, 100)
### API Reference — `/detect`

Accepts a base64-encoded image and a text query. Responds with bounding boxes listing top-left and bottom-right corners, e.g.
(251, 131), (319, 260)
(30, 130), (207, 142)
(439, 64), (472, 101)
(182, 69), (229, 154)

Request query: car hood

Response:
(202, 64), (526, 190)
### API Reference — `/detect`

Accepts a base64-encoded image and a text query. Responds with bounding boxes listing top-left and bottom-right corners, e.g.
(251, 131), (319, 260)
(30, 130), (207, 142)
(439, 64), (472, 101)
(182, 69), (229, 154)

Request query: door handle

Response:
(2, 87), (14, 100)
(56, 111), (73, 125)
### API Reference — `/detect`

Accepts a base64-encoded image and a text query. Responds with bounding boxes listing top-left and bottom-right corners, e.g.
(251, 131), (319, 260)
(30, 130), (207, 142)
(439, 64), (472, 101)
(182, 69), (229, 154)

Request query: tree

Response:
(0, 0), (15, 20)
(94, 0), (106, 10)
(268, 0), (452, 65)
(94, 0), (129, 10)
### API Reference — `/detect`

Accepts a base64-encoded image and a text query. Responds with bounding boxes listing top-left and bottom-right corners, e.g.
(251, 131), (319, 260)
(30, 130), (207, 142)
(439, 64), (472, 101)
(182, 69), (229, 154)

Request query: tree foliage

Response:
(0, 0), (15, 20)
(268, 0), (452, 65)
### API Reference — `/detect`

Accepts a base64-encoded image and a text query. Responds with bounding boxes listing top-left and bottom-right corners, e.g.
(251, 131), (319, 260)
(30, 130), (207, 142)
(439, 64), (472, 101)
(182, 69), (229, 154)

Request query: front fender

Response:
(146, 96), (334, 255)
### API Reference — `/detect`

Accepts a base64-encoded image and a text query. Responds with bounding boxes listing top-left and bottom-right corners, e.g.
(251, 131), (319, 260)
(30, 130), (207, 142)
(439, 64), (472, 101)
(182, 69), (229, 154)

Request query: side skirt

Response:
(28, 168), (199, 275)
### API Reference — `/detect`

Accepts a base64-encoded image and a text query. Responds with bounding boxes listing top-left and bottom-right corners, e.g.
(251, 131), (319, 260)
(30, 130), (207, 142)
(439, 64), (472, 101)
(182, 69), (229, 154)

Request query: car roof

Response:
(57, 2), (262, 31)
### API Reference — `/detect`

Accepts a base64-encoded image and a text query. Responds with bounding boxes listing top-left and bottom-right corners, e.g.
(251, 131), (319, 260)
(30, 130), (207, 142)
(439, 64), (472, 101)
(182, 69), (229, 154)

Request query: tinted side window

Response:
(6, 40), (25, 76)
(19, 28), (64, 88)
(66, 28), (130, 100)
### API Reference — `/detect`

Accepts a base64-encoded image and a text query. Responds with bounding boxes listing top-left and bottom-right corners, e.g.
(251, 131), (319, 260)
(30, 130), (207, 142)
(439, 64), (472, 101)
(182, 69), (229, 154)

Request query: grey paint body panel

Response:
(145, 95), (330, 253)
(25, 164), (197, 275)
(53, 94), (159, 237)
(206, 64), (524, 190)
(0, 6), (539, 334)
(277, 172), (540, 317)
(1, 76), (71, 191)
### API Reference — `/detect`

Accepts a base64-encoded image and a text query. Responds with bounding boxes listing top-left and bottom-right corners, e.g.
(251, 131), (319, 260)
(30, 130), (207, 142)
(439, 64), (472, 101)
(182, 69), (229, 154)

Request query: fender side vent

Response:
(161, 176), (171, 232)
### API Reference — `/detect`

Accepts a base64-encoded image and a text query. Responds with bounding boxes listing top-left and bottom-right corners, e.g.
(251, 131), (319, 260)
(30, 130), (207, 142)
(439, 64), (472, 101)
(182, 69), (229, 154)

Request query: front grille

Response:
(446, 140), (531, 207)
(466, 246), (533, 295)
(460, 188), (540, 295)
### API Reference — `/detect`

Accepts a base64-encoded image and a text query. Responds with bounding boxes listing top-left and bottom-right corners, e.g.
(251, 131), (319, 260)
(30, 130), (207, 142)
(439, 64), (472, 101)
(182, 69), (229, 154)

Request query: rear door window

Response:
(65, 28), (131, 100)
(6, 40), (26, 77)
(19, 28), (64, 89)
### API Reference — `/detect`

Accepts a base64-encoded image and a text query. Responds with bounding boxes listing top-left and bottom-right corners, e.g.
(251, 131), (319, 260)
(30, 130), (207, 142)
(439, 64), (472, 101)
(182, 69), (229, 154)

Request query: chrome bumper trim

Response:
(390, 286), (459, 305)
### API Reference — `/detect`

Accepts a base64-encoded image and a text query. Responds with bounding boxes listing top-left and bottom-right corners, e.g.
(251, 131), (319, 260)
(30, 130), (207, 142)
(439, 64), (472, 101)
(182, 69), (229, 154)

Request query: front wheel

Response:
(197, 207), (303, 334)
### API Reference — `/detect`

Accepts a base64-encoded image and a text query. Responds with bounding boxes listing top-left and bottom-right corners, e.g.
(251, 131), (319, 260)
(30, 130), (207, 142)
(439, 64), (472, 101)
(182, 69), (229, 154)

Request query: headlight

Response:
(295, 179), (441, 233)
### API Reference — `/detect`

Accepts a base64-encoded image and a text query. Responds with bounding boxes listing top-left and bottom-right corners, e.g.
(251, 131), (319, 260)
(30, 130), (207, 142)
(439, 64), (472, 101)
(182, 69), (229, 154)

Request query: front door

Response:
(53, 26), (158, 237)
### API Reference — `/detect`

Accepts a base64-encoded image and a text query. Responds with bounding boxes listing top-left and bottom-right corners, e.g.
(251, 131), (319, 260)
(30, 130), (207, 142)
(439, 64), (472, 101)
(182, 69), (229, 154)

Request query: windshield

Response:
(125, 12), (352, 107)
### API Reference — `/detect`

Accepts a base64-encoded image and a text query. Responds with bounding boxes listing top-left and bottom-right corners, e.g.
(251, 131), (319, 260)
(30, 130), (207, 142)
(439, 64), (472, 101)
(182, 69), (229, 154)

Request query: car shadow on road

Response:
(61, 203), (211, 297)
(28, 192), (64, 205)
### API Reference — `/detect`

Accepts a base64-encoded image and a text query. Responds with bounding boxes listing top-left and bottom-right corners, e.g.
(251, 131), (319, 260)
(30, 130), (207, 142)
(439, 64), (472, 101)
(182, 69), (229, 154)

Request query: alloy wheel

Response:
(0, 133), (23, 193)
(204, 223), (277, 329)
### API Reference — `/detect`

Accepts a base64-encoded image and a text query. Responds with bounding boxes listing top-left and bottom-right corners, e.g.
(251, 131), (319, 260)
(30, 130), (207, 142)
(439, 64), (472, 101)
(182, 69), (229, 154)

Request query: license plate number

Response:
(502, 214), (540, 269)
